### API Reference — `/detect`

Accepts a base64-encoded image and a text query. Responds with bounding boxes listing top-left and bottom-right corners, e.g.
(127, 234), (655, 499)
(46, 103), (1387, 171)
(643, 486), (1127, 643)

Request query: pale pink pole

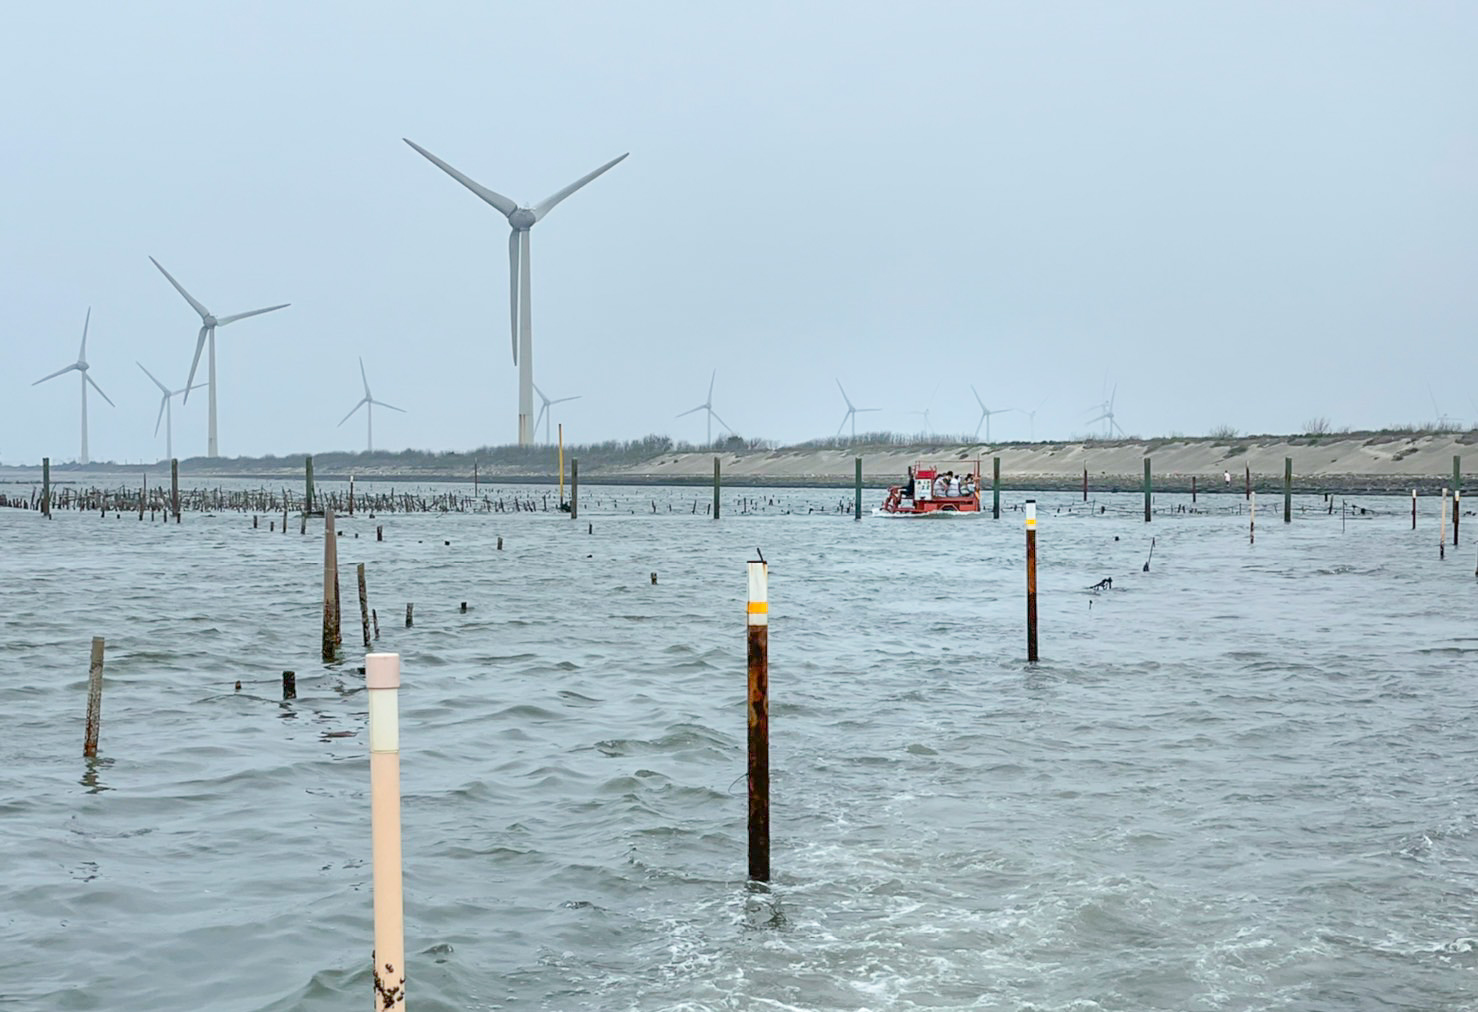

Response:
(367, 653), (405, 1010)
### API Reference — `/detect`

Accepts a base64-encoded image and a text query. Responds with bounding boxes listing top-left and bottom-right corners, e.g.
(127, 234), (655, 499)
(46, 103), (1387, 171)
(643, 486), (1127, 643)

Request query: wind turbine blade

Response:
(508, 230), (520, 364)
(359, 356), (371, 398)
(86, 374), (115, 407)
(78, 307), (91, 359)
(183, 325), (209, 402)
(149, 257), (211, 319)
(137, 361), (170, 395)
(339, 399), (367, 426)
(533, 382), (547, 404)
(837, 413), (849, 437)
(532, 153), (629, 221)
(836, 379), (854, 411)
(971, 385), (985, 411)
(534, 402), (548, 433)
(710, 410), (733, 434)
(403, 139), (519, 217)
(676, 405), (705, 418)
(216, 304), (289, 326)
(858, 407), (881, 413)
(372, 399), (406, 413)
(154, 395), (168, 436)
(551, 395), (580, 406)
(33, 363), (78, 385)
(707, 369), (716, 404)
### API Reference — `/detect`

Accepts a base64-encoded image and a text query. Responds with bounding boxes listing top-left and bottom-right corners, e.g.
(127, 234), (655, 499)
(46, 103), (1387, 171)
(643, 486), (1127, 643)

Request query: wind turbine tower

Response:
(677, 370), (731, 445)
(33, 308), (113, 464)
(338, 357), (405, 453)
(404, 139), (627, 447)
(137, 362), (202, 462)
(149, 257), (289, 458)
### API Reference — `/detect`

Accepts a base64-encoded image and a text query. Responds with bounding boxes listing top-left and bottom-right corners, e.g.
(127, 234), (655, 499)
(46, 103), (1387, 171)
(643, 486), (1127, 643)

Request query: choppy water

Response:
(2, 480), (1476, 1011)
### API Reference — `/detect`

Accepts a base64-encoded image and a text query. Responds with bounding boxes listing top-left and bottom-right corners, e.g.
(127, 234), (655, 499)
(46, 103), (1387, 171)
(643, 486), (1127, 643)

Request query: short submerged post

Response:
(1283, 457), (1292, 524)
(992, 456), (1001, 519)
(746, 555), (769, 883)
(1025, 500), (1038, 663)
(282, 671), (296, 700)
(366, 653), (406, 1011)
(1143, 458), (1152, 522)
(713, 457), (721, 520)
(854, 457), (862, 521)
(83, 636), (104, 757)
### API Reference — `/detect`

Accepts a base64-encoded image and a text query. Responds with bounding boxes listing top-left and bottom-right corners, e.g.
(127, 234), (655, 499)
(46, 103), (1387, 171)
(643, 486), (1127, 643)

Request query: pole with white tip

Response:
(1025, 500), (1038, 662)
(746, 556), (769, 882)
(367, 652), (405, 1011)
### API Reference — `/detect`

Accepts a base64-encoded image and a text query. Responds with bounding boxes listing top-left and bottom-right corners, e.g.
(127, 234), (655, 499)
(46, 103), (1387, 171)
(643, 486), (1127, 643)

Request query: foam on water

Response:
(1, 481), (1475, 1010)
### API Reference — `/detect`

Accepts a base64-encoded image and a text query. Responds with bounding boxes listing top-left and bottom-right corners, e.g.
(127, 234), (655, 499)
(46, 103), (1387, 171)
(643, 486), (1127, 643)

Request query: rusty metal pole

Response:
(322, 509), (338, 662)
(83, 636), (104, 757)
(746, 556), (769, 883)
(1025, 500), (1038, 663)
(367, 652), (406, 1012)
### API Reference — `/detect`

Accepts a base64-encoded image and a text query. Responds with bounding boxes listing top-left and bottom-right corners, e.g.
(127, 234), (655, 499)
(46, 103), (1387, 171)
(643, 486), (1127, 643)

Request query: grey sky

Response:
(4, 2), (1475, 464)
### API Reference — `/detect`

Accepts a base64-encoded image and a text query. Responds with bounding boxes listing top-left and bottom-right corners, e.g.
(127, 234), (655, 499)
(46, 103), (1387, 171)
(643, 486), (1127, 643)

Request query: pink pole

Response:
(367, 653), (405, 1010)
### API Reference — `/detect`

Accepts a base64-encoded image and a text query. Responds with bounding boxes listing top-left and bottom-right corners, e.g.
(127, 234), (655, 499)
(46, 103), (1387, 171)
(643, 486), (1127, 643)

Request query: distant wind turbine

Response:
(677, 370), (732, 445)
(533, 383), (580, 445)
(910, 409), (933, 438)
(1086, 384), (1125, 438)
(1025, 397), (1048, 441)
(835, 380), (880, 439)
(970, 386), (1012, 442)
(33, 308), (113, 464)
(137, 362), (203, 462)
(338, 357), (405, 453)
(149, 257), (289, 458)
(404, 139), (627, 447)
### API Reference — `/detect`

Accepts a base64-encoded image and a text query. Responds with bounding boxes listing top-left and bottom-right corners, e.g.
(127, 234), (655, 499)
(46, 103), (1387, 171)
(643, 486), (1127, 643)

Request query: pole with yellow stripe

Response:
(746, 555), (770, 882)
(1025, 500), (1038, 663)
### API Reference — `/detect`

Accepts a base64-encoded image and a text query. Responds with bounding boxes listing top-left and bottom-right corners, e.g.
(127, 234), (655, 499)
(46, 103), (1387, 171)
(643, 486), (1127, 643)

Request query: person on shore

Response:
(1224, 470), (1231, 486)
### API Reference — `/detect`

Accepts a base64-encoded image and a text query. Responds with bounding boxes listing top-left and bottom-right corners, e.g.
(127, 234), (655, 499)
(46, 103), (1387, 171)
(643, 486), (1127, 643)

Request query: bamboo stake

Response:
(367, 653), (406, 1011)
(83, 637), (104, 757)
(358, 563), (371, 649)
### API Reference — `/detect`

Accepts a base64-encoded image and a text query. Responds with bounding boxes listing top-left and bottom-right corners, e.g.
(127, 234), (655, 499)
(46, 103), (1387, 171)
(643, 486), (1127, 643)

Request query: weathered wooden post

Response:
(1250, 491), (1256, 545)
(322, 509), (338, 662)
(1025, 500), (1038, 663)
(1082, 465), (1088, 503)
(283, 671), (296, 700)
(1245, 464), (1250, 500)
(473, 459), (478, 499)
(376, 524), (383, 542)
(713, 457), (721, 520)
(42, 457), (51, 518)
(349, 475), (355, 516)
(1283, 457), (1292, 523)
(746, 555), (769, 882)
(1412, 488), (1418, 530)
(140, 473), (146, 520)
(992, 456), (1001, 519)
(1191, 475), (1196, 504)
(404, 603), (413, 628)
(357, 563), (371, 649)
(366, 652), (406, 1011)
(171, 458), (180, 523)
(305, 455), (314, 515)
(1440, 488), (1449, 560)
(854, 457), (862, 521)
(1143, 458), (1152, 522)
(570, 458), (579, 521)
(83, 637), (104, 757)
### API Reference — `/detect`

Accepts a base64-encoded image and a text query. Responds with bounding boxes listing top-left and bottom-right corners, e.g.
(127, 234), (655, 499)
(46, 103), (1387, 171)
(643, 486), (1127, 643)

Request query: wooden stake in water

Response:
(746, 556), (769, 883)
(140, 473), (146, 520)
(366, 652), (406, 1012)
(1249, 491), (1256, 545)
(42, 457), (51, 518)
(357, 563), (371, 649)
(1082, 465), (1087, 503)
(1191, 475), (1196, 504)
(713, 457), (721, 520)
(1412, 488), (1417, 530)
(557, 423), (564, 506)
(1025, 500), (1038, 662)
(473, 459), (478, 499)
(1283, 457), (1292, 524)
(570, 458), (579, 521)
(83, 636), (104, 757)
(322, 509), (338, 662)
(1245, 464), (1250, 501)
(1441, 487), (1448, 560)
(404, 603), (413, 628)
(283, 671), (296, 700)
(854, 457), (862, 521)
(349, 475), (355, 517)
(1453, 455), (1461, 547)
(993, 456), (1001, 519)
(171, 458), (180, 523)
(1143, 458), (1152, 522)
(305, 455), (314, 515)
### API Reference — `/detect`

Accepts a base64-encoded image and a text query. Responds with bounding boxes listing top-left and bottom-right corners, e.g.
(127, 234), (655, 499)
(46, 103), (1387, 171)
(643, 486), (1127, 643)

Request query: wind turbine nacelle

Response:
(509, 208), (536, 230)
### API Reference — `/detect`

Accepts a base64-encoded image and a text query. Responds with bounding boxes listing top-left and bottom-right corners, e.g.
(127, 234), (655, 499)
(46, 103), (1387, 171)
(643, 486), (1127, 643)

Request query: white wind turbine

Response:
(1025, 397), (1048, 440)
(137, 362), (203, 462)
(149, 257), (289, 458)
(338, 358), (405, 453)
(33, 308), (113, 464)
(677, 370), (732, 445)
(1086, 384), (1125, 438)
(835, 380), (880, 439)
(404, 139), (627, 447)
(970, 386), (1012, 442)
(533, 383), (580, 445)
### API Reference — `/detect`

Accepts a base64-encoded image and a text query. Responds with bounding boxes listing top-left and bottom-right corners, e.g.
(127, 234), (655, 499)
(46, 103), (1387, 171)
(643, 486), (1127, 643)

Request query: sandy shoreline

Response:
(4, 432), (1474, 494)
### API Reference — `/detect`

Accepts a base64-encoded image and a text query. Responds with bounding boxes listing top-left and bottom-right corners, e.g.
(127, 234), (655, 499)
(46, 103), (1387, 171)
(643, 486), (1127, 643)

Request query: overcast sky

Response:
(3, 2), (1475, 464)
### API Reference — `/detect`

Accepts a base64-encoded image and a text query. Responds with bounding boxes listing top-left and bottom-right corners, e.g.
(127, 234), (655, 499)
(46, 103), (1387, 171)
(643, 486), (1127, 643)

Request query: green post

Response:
(854, 457), (862, 520)
(571, 458), (578, 520)
(1283, 457), (1292, 523)
(305, 455), (314, 514)
(713, 456), (721, 519)
(42, 457), (50, 518)
(992, 457), (1001, 519)
(1143, 457), (1152, 522)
